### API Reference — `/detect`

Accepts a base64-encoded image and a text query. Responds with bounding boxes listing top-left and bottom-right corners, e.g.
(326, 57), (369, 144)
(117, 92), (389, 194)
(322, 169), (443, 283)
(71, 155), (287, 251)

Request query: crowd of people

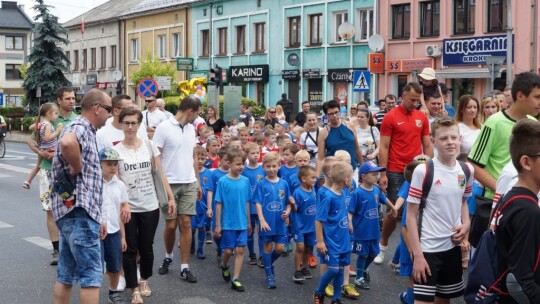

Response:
(22, 69), (540, 304)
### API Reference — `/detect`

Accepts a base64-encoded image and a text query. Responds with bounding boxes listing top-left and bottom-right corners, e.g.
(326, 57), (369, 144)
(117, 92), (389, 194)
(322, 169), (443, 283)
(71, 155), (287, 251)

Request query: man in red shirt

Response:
(375, 82), (433, 265)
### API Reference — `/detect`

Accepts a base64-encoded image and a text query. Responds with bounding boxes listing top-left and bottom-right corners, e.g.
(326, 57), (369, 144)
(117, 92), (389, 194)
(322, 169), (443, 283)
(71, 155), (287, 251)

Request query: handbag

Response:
(145, 140), (168, 208)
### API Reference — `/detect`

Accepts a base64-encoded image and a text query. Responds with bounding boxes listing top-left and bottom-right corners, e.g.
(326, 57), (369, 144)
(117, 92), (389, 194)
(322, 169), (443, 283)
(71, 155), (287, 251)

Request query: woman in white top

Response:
(355, 108), (380, 164)
(113, 108), (175, 304)
(299, 112), (320, 167)
(456, 95), (481, 154)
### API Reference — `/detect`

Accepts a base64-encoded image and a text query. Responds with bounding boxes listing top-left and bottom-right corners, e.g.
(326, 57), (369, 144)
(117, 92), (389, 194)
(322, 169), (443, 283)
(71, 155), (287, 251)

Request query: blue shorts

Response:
(399, 235), (413, 276)
(319, 251), (351, 267)
(352, 240), (380, 257)
(261, 234), (288, 245)
(191, 213), (206, 229)
(101, 231), (122, 273)
(221, 230), (248, 249)
(293, 231), (316, 247)
(56, 207), (103, 287)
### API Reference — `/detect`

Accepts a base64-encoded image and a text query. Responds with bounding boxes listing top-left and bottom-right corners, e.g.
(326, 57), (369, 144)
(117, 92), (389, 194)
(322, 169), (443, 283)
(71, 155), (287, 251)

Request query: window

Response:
(157, 35), (166, 59)
(357, 9), (374, 42)
(254, 22), (265, 52)
(334, 11), (348, 42)
(90, 48), (96, 70)
(392, 4), (411, 39)
(5, 36), (23, 50)
(172, 33), (181, 58)
(487, 0), (507, 32)
(309, 14), (323, 45)
(82, 49), (87, 70)
(236, 25), (246, 54)
(288, 16), (301, 47)
(6, 64), (22, 80)
(100, 47), (106, 69)
(454, 0), (475, 34)
(110, 45), (117, 68)
(66, 51), (70, 69)
(74, 50), (79, 71)
(218, 27), (227, 55)
(130, 39), (139, 62)
(201, 29), (209, 57)
(420, 1), (440, 37)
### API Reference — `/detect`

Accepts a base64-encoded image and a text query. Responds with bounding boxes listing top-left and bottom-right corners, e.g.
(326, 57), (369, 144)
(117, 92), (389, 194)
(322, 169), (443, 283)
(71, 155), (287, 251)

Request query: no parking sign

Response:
(137, 78), (158, 98)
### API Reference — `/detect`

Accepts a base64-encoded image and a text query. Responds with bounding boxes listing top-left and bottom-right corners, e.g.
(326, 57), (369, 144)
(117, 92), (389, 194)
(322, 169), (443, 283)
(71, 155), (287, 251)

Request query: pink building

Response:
(377, 0), (539, 105)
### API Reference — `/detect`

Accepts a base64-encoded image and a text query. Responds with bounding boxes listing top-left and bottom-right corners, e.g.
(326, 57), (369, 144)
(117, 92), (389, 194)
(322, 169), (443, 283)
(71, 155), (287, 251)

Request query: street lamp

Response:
(485, 56), (505, 91)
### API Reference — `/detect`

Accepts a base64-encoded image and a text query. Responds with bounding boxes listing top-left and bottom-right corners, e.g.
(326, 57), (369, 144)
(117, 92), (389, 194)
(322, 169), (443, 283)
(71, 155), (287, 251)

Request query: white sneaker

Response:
(373, 251), (385, 265)
(349, 265), (357, 276)
(117, 275), (126, 291)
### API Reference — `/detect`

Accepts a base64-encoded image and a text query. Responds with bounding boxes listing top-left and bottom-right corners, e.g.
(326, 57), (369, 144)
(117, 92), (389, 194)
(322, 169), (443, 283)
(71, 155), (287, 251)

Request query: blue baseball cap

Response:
(98, 148), (122, 161)
(359, 161), (386, 175)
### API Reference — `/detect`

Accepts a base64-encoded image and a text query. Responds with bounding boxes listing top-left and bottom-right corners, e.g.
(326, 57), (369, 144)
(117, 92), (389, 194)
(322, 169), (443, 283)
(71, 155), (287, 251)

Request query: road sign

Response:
(156, 76), (172, 90)
(353, 70), (370, 92)
(176, 57), (194, 71)
(137, 78), (158, 98)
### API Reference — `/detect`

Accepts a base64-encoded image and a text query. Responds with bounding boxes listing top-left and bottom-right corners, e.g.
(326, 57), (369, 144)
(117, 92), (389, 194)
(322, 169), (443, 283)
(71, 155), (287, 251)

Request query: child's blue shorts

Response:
(352, 239), (380, 257)
(221, 229), (248, 250)
(293, 231), (316, 247)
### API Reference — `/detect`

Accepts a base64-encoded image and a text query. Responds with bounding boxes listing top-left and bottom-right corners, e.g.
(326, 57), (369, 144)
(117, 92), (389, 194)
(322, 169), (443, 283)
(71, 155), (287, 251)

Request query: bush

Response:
(0, 107), (28, 118)
(5, 116), (36, 132)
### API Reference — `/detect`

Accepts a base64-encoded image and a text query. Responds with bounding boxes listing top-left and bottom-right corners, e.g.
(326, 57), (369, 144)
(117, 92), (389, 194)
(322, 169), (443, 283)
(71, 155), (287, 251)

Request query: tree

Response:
(22, 0), (71, 113)
(130, 53), (176, 95)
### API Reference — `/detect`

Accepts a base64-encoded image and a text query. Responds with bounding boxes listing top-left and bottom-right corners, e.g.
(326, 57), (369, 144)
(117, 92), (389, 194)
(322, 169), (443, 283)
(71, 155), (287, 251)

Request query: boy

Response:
(253, 120), (265, 135)
(349, 161), (397, 290)
(98, 147), (130, 304)
(191, 146), (213, 259)
(292, 126), (304, 146)
(220, 128), (232, 146)
(238, 126), (250, 146)
(205, 135), (221, 169)
(292, 166), (317, 282)
(407, 118), (473, 304)
(255, 152), (293, 289)
(275, 121), (294, 141)
(197, 125), (213, 147)
(314, 161), (354, 304)
(214, 148), (252, 292)
(228, 136), (243, 151)
(277, 134), (293, 151)
(289, 150), (312, 194)
(252, 132), (265, 148)
(261, 129), (279, 156)
(242, 142), (266, 265)
(278, 143), (300, 185)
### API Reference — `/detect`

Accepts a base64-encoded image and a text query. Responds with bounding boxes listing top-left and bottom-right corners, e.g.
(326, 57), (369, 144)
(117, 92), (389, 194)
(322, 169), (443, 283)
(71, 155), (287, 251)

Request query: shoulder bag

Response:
(145, 140), (168, 208)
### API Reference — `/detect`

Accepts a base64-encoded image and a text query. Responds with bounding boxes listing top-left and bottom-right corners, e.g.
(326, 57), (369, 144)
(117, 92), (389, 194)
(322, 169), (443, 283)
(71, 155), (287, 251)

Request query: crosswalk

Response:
(0, 149), (37, 175)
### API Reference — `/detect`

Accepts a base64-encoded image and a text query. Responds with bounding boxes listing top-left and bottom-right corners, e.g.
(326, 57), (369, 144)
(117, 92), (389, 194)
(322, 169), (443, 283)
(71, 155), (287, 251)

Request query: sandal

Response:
(139, 280), (152, 297)
(22, 181), (30, 189)
(131, 291), (143, 304)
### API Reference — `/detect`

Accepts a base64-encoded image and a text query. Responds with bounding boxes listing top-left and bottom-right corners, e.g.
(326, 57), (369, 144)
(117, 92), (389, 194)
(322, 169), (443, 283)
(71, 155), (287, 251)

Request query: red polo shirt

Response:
(380, 105), (430, 172)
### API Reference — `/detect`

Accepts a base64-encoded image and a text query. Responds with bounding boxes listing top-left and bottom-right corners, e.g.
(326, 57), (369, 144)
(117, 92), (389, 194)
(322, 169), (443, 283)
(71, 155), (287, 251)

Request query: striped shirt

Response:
(52, 116), (103, 223)
(375, 109), (387, 128)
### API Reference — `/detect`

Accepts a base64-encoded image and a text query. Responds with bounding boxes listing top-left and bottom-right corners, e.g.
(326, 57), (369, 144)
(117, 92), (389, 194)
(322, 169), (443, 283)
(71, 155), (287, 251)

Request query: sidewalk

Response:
(4, 131), (31, 143)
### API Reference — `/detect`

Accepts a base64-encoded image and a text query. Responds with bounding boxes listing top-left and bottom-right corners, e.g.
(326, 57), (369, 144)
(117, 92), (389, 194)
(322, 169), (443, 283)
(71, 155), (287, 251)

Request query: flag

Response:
(81, 17), (85, 35)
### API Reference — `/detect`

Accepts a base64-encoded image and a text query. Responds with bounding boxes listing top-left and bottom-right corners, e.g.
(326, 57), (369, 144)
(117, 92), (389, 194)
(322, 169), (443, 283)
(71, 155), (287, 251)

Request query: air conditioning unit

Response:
(425, 45), (442, 57)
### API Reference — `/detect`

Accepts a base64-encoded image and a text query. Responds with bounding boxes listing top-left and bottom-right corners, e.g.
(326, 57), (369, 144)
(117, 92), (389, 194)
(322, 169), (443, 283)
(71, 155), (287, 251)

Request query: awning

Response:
(436, 68), (505, 79)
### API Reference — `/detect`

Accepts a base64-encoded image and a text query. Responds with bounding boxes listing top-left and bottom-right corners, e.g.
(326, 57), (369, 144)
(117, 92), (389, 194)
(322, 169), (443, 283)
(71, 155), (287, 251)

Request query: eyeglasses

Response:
(269, 111), (276, 114)
(327, 111), (340, 117)
(145, 99), (156, 103)
(95, 103), (112, 113)
(121, 121), (139, 127)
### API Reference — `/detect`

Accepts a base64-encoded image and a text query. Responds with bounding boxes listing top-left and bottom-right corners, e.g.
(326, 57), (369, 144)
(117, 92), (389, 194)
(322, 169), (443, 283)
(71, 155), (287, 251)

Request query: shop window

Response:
(392, 4), (411, 39)
(254, 22), (265, 52)
(236, 25), (246, 54)
(333, 11), (348, 42)
(309, 14), (323, 45)
(454, 0), (475, 34)
(397, 75), (409, 98)
(487, 0), (507, 32)
(420, 1), (440, 37)
(356, 9), (374, 42)
(201, 30), (209, 57)
(288, 16), (301, 47)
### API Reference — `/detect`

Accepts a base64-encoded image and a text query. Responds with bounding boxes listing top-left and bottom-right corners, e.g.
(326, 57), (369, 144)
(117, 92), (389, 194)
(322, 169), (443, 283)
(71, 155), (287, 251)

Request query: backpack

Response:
(464, 194), (538, 303)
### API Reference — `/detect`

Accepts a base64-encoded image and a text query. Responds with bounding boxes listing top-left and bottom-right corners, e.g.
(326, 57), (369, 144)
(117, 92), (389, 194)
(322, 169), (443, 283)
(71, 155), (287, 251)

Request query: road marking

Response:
(0, 173), (11, 178)
(6, 150), (36, 156)
(23, 236), (53, 250)
(0, 163), (31, 174)
(0, 220), (14, 228)
(0, 155), (26, 160)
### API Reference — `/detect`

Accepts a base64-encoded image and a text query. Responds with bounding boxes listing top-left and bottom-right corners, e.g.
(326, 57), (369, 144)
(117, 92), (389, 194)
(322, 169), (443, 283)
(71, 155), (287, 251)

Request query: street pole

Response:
(506, 0), (513, 85)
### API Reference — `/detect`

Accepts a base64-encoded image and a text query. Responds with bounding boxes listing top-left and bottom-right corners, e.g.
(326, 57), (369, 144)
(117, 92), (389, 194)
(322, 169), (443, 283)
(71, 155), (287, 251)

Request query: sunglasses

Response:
(95, 103), (112, 113)
(351, 107), (357, 110)
(269, 111), (276, 114)
(145, 99), (156, 103)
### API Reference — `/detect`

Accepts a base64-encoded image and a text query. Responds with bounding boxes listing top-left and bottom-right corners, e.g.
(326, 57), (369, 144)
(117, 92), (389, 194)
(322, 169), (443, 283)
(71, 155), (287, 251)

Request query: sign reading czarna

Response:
(229, 64), (269, 83)
(443, 34), (514, 66)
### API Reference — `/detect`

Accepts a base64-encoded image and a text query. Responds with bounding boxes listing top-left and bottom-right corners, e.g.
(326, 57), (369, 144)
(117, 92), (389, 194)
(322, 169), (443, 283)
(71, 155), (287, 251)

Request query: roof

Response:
(119, 0), (201, 18)
(63, 0), (145, 28)
(0, 1), (33, 29)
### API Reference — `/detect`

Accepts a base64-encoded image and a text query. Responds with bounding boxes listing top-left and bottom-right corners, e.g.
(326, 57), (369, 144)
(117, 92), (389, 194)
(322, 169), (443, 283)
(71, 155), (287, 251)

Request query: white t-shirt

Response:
(102, 175), (129, 233)
(142, 109), (167, 129)
(97, 119), (148, 150)
(114, 140), (160, 213)
(458, 123), (481, 154)
(356, 126), (380, 156)
(161, 109), (173, 119)
(408, 159), (474, 252)
(300, 129), (320, 167)
(153, 117), (197, 184)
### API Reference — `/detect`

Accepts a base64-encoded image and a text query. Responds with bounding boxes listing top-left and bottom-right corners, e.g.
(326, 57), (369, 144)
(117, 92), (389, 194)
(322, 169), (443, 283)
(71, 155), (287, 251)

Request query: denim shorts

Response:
(56, 207), (103, 287)
(101, 231), (122, 273)
(221, 230), (248, 249)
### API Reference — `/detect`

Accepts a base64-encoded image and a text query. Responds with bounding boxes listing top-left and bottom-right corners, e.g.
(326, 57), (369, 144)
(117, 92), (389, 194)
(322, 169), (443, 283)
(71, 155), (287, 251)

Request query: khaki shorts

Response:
(161, 182), (198, 220)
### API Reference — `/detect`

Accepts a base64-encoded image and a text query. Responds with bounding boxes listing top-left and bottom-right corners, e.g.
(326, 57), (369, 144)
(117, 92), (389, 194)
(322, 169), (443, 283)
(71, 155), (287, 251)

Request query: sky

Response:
(19, 0), (109, 23)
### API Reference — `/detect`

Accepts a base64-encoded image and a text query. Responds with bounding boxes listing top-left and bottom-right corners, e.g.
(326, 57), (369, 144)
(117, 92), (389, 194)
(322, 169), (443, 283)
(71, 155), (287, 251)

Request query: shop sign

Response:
(229, 64), (269, 83)
(443, 34), (514, 66)
(386, 58), (434, 73)
(302, 69), (321, 79)
(327, 69), (354, 82)
(368, 53), (385, 74)
(282, 69), (300, 80)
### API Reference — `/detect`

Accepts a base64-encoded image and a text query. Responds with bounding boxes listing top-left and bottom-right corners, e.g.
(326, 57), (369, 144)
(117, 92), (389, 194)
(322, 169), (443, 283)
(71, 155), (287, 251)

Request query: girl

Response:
(23, 103), (64, 190)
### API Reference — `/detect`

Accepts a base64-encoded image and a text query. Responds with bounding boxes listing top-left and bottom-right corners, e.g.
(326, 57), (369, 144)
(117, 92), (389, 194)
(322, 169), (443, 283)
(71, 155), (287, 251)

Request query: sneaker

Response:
(388, 261), (400, 274)
(50, 250), (59, 266)
(309, 254), (317, 268)
(324, 284), (334, 298)
(180, 268), (197, 283)
(313, 293), (325, 304)
(265, 275), (276, 289)
(221, 266), (231, 282)
(197, 249), (206, 260)
(257, 257), (264, 268)
(293, 270), (305, 282)
(399, 292), (408, 304)
(354, 277), (370, 290)
(116, 275), (126, 291)
(342, 284), (359, 299)
(301, 268), (313, 279)
(108, 292), (125, 304)
(158, 258), (172, 275)
(231, 279), (245, 292)
(363, 270), (371, 282)
(248, 254), (257, 265)
(349, 265), (357, 277)
(205, 231), (213, 244)
(373, 251), (385, 265)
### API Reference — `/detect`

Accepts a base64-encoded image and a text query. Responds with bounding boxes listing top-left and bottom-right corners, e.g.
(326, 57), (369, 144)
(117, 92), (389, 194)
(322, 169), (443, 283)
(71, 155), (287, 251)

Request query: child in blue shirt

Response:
(255, 152), (293, 289)
(278, 143), (300, 255)
(289, 150), (318, 194)
(314, 161), (353, 304)
(191, 146), (212, 259)
(214, 148), (252, 292)
(348, 161), (396, 290)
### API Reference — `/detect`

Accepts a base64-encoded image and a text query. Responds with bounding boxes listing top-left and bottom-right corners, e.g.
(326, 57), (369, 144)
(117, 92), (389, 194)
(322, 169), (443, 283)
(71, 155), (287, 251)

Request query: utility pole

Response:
(506, 0), (513, 85)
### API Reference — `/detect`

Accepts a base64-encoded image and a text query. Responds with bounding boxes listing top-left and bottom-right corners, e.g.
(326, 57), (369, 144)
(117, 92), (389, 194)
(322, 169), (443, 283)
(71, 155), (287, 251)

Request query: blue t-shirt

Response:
(215, 175), (251, 230)
(196, 168), (213, 215)
(444, 104), (456, 118)
(289, 173), (321, 195)
(254, 178), (290, 236)
(204, 168), (229, 219)
(348, 186), (388, 241)
(242, 165), (266, 215)
(316, 190), (350, 254)
(398, 181), (410, 228)
(317, 186), (330, 208)
(278, 165), (298, 187)
(292, 187), (317, 234)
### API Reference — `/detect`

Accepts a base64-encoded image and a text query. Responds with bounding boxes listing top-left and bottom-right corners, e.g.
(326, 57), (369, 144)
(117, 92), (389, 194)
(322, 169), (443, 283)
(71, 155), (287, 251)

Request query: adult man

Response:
(27, 87), (77, 265)
(154, 96), (202, 283)
(239, 104), (253, 130)
(294, 101), (310, 128)
(52, 88), (111, 304)
(97, 94), (147, 150)
(376, 82), (433, 265)
(141, 96), (167, 139)
(378, 99), (386, 111)
(426, 92), (446, 124)
(277, 93), (294, 122)
(156, 98), (173, 119)
(439, 83), (455, 118)
(503, 86), (513, 109)
(375, 94), (397, 129)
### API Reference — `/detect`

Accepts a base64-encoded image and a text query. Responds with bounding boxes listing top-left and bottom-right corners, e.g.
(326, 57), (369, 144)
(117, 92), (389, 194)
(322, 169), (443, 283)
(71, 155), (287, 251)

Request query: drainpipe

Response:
(506, 0), (513, 85)
(532, 0), (538, 73)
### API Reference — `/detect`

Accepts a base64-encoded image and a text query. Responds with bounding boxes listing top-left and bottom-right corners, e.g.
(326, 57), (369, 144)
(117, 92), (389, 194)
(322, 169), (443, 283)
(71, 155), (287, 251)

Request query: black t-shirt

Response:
(295, 112), (307, 127)
(206, 118), (227, 134)
(239, 112), (252, 126)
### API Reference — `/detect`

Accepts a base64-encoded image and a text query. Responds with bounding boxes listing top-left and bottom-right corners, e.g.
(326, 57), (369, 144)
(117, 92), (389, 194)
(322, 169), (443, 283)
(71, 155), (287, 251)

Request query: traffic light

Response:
(210, 65), (222, 86)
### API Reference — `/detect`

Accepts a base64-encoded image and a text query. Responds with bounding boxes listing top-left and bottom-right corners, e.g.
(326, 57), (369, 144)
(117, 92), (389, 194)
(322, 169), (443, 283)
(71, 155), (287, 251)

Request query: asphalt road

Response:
(0, 141), (463, 304)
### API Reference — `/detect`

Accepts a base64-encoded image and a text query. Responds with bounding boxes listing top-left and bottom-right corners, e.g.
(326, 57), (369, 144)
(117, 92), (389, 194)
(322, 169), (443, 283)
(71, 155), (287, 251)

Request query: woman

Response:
(355, 109), (380, 164)
(456, 95), (481, 154)
(300, 112), (321, 167)
(114, 108), (175, 304)
(205, 105), (226, 137)
(264, 107), (280, 128)
(348, 103), (358, 123)
(479, 94), (501, 124)
(275, 104), (286, 122)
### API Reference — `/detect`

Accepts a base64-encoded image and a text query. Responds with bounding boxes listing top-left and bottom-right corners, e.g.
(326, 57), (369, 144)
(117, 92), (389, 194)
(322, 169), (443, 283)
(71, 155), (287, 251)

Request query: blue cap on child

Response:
(98, 148), (123, 161)
(359, 161), (386, 176)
